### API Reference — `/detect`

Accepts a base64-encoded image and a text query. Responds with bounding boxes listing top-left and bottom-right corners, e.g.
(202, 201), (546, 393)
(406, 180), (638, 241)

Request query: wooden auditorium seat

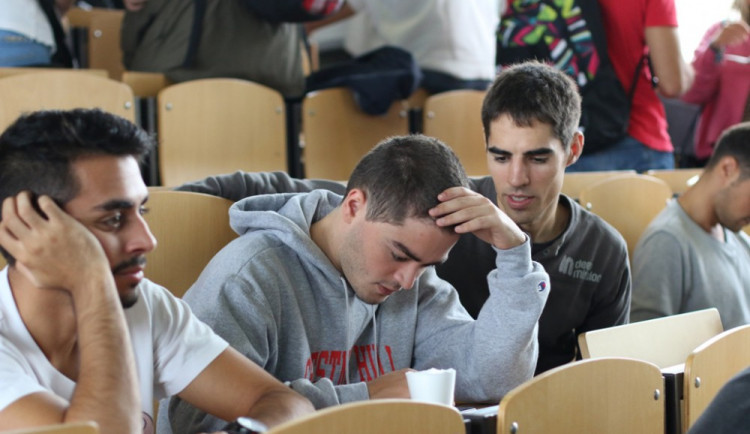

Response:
(0, 70), (135, 131)
(645, 167), (703, 196)
(0, 67), (108, 79)
(302, 87), (409, 180)
(683, 324), (750, 431)
(143, 190), (237, 297)
(66, 7), (125, 80)
(561, 169), (636, 201)
(157, 78), (287, 186)
(578, 173), (672, 257)
(496, 358), (664, 434)
(422, 90), (487, 176)
(266, 399), (465, 434)
(4, 422), (99, 434)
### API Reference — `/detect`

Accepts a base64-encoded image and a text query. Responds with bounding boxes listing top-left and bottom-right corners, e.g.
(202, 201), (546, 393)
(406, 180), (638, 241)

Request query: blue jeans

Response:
(0, 30), (52, 67)
(567, 135), (675, 173)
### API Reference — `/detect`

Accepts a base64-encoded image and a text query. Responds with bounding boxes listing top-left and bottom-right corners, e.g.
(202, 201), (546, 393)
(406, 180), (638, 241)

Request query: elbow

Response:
(657, 68), (695, 98)
(658, 82), (687, 98)
(658, 80), (689, 98)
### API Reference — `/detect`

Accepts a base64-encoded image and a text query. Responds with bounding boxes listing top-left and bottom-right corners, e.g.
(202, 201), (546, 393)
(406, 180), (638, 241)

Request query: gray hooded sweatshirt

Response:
(161, 190), (549, 433)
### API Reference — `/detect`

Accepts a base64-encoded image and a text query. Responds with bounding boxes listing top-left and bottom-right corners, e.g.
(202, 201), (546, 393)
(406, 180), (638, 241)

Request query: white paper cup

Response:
(405, 368), (456, 405)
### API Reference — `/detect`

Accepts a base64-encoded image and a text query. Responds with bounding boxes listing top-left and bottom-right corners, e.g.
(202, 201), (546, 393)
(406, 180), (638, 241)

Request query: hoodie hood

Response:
(230, 189), (341, 236)
(229, 190), (343, 279)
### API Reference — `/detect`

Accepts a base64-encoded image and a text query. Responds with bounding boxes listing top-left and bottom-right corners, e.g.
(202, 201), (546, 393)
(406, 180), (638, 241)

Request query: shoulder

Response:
(735, 230), (750, 245)
(125, 279), (193, 328)
(639, 203), (687, 242)
(468, 176), (497, 201)
(210, 231), (300, 273)
(0, 335), (30, 369)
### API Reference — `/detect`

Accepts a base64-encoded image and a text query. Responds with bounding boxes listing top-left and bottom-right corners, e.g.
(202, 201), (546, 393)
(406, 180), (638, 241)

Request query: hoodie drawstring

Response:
(341, 276), (351, 385)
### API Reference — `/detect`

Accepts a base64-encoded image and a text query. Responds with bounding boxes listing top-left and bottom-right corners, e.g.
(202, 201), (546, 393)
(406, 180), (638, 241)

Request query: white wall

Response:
(677, 0), (738, 60)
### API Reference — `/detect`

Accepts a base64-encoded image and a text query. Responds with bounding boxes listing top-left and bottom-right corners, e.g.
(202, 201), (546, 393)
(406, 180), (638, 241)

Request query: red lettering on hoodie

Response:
(316, 351), (329, 379)
(355, 346), (373, 381)
(304, 345), (396, 384)
(384, 345), (395, 371)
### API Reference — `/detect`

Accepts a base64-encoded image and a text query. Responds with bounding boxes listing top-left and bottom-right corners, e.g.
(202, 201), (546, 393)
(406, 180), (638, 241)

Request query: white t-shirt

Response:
(344, 0), (500, 80)
(0, 267), (228, 417)
(0, 0), (55, 49)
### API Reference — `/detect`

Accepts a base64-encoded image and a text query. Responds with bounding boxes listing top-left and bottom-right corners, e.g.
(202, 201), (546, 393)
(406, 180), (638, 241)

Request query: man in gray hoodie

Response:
(177, 62), (631, 376)
(163, 135), (549, 433)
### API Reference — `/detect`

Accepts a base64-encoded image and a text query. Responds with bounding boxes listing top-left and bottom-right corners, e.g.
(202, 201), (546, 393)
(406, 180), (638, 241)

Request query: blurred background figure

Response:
(566, 0), (694, 172)
(681, 0), (750, 166)
(121, 0), (306, 98)
(306, 0), (500, 94)
(0, 0), (75, 67)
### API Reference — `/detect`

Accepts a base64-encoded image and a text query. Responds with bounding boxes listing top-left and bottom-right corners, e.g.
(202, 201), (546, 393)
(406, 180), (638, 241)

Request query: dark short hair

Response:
(481, 60), (582, 149)
(345, 135), (469, 229)
(706, 121), (750, 177)
(0, 108), (153, 263)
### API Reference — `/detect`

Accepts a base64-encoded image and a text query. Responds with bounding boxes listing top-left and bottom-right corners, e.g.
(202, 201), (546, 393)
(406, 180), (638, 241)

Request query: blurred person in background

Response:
(681, 0), (750, 166)
(0, 0), (75, 67)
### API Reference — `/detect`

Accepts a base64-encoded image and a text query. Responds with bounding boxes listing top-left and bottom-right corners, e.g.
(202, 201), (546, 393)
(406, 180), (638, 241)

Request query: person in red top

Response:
(681, 0), (750, 165)
(568, 0), (695, 172)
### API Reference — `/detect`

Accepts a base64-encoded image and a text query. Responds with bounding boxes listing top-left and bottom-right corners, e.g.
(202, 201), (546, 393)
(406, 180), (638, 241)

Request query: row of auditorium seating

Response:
(62, 6), (488, 182)
(579, 309), (750, 433)
(0, 67), (489, 186)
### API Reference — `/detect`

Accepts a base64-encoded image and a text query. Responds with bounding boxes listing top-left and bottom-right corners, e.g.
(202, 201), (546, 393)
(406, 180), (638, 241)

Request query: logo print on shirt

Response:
(558, 255), (602, 283)
(304, 344), (396, 384)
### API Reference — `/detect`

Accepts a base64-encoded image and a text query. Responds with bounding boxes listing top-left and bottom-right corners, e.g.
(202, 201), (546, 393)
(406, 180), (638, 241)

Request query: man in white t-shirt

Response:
(306, 0), (499, 93)
(0, 108), (313, 432)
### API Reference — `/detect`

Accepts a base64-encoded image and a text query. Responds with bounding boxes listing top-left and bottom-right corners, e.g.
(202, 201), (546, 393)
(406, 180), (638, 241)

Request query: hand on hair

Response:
(430, 187), (526, 250)
(0, 192), (112, 294)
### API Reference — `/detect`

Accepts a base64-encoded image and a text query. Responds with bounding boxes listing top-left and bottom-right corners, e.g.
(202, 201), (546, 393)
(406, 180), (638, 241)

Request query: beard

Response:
(112, 255), (147, 309)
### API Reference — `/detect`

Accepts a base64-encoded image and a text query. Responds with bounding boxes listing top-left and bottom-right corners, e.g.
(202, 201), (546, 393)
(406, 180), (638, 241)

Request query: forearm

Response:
(66, 276), (140, 433)
(467, 243), (548, 399)
(243, 387), (313, 428)
(646, 26), (694, 98)
(415, 241), (549, 403)
(288, 378), (369, 409)
(682, 27), (723, 105)
(175, 171), (345, 202)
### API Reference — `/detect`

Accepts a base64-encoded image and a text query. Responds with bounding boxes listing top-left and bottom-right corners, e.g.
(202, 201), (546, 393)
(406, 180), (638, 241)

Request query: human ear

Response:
(565, 131), (585, 167)
(342, 189), (367, 223)
(719, 156), (741, 185)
